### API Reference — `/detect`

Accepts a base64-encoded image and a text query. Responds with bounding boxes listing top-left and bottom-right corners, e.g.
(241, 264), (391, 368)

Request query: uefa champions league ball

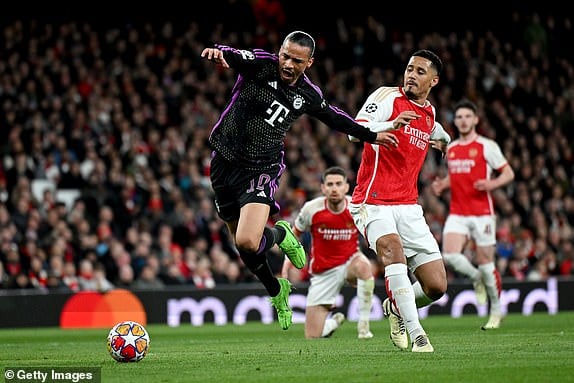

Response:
(107, 320), (150, 362)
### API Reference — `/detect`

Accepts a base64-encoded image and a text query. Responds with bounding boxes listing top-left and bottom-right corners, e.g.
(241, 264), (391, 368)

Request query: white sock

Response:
(479, 262), (502, 315)
(321, 318), (338, 337)
(357, 277), (374, 322)
(412, 281), (434, 307)
(443, 253), (480, 280)
(385, 263), (424, 339)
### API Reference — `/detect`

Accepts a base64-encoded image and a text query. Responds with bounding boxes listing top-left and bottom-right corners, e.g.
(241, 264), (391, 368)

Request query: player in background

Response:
(349, 49), (451, 352)
(283, 166), (375, 339)
(201, 31), (398, 331)
(431, 99), (515, 330)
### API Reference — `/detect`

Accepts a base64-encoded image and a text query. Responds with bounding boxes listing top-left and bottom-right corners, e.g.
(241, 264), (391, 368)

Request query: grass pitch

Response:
(1, 312), (573, 383)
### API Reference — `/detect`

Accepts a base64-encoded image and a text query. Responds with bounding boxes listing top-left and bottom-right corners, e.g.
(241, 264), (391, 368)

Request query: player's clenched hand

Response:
(392, 111), (420, 130)
(474, 179), (493, 191)
(430, 139), (448, 155)
(430, 177), (446, 196)
(201, 48), (229, 68)
(374, 131), (398, 148)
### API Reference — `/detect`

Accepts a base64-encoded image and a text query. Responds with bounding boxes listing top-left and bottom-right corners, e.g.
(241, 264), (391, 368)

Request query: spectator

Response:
(62, 261), (80, 292)
(116, 264), (135, 288)
(192, 256), (215, 289)
(0, 261), (10, 288)
(10, 273), (35, 289)
(132, 264), (165, 290)
(78, 260), (114, 292)
(0, 10), (572, 291)
(46, 271), (71, 291)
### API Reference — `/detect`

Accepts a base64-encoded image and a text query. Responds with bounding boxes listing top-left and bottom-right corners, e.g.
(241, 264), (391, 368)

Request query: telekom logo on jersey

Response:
(165, 278), (558, 326)
(264, 100), (289, 126)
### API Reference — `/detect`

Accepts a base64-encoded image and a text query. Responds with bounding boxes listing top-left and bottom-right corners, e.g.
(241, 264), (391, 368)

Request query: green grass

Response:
(1, 312), (573, 383)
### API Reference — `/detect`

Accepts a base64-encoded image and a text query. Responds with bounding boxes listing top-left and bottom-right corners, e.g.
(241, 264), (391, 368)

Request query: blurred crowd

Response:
(0, 3), (573, 292)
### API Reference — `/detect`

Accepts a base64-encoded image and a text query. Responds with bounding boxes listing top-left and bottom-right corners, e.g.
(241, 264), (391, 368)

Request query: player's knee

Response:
(304, 323), (323, 339)
(428, 288), (446, 301)
(376, 235), (404, 262)
(426, 280), (447, 300)
(352, 257), (373, 279)
(235, 236), (260, 254)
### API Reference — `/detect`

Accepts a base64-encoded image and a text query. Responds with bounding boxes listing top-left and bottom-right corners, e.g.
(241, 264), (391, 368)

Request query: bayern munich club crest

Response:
(293, 95), (304, 109)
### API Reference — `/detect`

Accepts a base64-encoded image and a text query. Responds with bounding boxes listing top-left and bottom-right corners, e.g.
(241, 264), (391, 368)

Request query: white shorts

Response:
(443, 214), (496, 247)
(306, 253), (361, 306)
(349, 203), (441, 273)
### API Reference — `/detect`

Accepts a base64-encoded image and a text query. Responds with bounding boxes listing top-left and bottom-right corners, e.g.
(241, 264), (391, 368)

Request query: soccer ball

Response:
(107, 320), (150, 362)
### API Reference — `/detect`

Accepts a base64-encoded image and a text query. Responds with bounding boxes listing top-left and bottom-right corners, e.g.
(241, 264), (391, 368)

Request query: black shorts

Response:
(209, 152), (284, 222)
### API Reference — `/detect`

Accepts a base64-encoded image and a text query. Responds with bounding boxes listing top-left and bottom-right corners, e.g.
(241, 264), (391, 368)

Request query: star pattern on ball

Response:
(121, 328), (141, 348)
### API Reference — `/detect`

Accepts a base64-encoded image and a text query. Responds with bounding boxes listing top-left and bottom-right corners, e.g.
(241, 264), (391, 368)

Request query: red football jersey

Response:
(446, 135), (509, 216)
(352, 87), (441, 205)
(294, 196), (360, 274)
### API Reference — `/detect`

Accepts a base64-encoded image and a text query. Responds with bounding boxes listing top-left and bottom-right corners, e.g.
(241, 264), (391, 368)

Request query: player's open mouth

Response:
(281, 70), (293, 80)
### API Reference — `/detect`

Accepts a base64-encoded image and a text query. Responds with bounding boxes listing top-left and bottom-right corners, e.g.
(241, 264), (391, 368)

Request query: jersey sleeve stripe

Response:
(371, 87), (398, 103)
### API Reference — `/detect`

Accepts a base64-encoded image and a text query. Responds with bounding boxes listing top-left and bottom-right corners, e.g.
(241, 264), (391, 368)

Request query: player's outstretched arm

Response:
(374, 131), (399, 149)
(201, 47), (230, 68)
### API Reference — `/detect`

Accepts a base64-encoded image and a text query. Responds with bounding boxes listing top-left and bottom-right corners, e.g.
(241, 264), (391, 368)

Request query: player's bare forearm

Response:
(374, 131), (399, 148)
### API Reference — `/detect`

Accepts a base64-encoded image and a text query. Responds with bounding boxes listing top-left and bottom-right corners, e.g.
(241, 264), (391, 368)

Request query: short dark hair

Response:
(412, 49), (442, 76)
(454, 99), (478, 114)
(283, 30), (315, 57)
(322, 166), (347, 183)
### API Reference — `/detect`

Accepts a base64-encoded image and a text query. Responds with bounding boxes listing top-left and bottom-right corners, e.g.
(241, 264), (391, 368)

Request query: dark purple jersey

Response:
(208, 45), (376, 170)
